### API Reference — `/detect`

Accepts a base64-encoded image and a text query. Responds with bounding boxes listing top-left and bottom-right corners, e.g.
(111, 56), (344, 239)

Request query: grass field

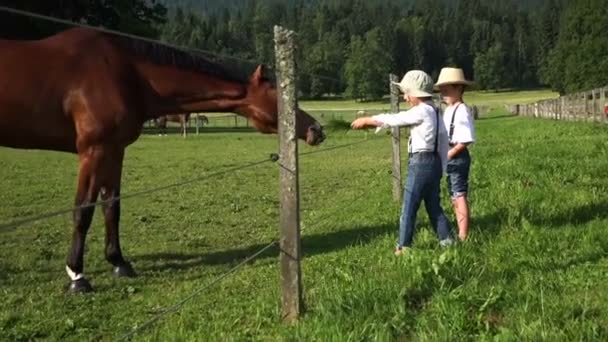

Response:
(1, 100), (607, 340)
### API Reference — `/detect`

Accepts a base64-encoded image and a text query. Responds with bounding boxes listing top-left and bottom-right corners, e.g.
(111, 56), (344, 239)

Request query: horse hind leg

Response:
(99, 148), (136, 278)
(66, 147), (105, 293)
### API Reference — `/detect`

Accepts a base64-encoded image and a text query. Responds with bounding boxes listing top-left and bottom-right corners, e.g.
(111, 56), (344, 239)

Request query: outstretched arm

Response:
(351, 116), (383, 129)
(351, 109), (423, 130)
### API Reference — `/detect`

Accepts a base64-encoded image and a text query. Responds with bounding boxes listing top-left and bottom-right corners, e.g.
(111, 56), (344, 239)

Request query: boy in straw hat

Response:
(435, 67), (475, 241)
(351, 70), (454, 255)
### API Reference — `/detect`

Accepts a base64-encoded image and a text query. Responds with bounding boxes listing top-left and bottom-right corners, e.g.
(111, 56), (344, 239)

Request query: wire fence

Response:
(0, 157), (274, 233)
(0, 132), (384, 339)
(117, 239), (278, 341)
(0, 5), (392, 339)
(115, 135), (383, 339)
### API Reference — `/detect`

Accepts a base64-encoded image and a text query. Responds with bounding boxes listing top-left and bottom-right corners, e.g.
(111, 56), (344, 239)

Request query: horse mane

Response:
(110, 34), (251, 84)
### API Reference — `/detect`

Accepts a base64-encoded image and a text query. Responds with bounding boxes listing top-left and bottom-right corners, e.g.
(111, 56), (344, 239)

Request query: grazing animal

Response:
(154, 114), (209, 137)
(0, 27), (325, 293)
(155, 113), (190, 137)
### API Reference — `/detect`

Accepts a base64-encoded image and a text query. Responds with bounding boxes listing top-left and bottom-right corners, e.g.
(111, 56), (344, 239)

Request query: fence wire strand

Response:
(299, 134), (384, 157)
(0, 158), (273, 232)
(118, 239), (278, 341)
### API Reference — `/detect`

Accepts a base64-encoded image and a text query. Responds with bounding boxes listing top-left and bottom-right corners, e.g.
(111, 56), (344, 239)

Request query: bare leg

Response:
(453, 195), (470, 240)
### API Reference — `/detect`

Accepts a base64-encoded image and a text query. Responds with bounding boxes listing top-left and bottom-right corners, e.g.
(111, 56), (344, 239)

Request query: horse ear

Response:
(250, 65), (265, 85)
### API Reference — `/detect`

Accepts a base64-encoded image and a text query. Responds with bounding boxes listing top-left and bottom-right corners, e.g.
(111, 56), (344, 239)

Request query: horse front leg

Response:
(66, 148), (103, 293)
(100, 148), (136, 277)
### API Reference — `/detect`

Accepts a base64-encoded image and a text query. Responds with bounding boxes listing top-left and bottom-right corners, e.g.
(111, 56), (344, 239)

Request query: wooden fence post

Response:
(600, 87), (608, 124)
(274, 25), (303, 323)
(583, 92), (588, 122)
(594, 89), (600, 123)
(582, 92), (587, 122)
(571, 94), (576, 121)
(575, 94), (580, 121)
(589, 92), (593, 122)
(576, 94), (579, 121)
(389, 74), (402, 202)
(569, 95), (574, 121)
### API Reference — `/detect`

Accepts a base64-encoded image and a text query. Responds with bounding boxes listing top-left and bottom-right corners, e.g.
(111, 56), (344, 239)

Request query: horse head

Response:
(235, 65), (325, 146)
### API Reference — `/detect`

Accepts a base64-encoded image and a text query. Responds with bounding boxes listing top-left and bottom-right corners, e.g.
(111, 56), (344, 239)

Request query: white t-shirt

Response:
(443, 103), (475, 145)
(372, 102), (449, 173)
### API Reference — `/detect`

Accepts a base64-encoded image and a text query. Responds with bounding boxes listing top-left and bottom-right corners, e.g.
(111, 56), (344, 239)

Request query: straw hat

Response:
(434, 67), (474, 89)
(391, 70), (434, 98)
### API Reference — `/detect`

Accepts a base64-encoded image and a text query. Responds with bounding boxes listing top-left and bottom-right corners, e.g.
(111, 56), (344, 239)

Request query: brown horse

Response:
(155, 113), (191, 137)
(0, 27), (325, 293)
(154, 113), (209, 137)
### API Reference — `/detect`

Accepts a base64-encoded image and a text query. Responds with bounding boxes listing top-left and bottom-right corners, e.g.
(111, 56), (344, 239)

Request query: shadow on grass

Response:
(468, 199), (608, 236)
(472, 209), (508, 236)
(529, 199), (608, 228)
(134, 223), (394, 272)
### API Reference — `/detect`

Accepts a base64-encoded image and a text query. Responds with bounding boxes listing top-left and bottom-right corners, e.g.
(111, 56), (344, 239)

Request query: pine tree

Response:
(474, 43), (508, 91)
(344, 28), (392, 101)
(544, 0), (608, 93)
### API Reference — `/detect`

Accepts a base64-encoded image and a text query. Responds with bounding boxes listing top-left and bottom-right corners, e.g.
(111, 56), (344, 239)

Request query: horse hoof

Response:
(113, 262), (137, 278)
(67, 278), (93, 294)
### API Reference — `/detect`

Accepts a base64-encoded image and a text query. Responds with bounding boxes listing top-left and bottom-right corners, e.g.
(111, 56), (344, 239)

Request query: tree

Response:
(305, 31), (346, 98)
(534, 0), (563, 86)
(542, 0), (608, 93)
(0, 0), (167, 39)
(344, 36), (366, 100)
(7, 0), (581, 97)
(160, 8), (204, 47)
(344, 28), (392, 101)
(473, 43), (508, 91)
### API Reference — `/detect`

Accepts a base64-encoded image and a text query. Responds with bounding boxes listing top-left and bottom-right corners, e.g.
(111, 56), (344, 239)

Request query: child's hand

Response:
(447, 148), (456, 160)
(351, 117), (371, 129)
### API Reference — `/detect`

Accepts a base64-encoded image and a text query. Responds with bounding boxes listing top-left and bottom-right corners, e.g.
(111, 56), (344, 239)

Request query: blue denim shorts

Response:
(446, 148), (471, 199)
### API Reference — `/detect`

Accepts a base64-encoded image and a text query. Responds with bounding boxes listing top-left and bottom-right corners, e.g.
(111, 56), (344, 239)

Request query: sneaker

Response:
(439, 238), (454, 247)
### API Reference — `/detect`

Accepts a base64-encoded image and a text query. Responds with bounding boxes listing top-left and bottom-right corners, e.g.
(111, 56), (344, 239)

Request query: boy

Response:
(435, 67), (475, 241)
(351, 70), (453, 255)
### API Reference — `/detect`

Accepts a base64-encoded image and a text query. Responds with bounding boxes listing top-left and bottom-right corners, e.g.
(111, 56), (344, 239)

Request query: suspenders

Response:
(433, 106), (440, 153)
(449, 103), (462, 143)
(408, 105), (441, 154)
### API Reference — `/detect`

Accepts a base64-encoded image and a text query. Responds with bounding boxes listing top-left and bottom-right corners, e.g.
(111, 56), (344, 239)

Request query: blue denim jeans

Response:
(446, 148), (471, 199)
(398, 152), (453, 248)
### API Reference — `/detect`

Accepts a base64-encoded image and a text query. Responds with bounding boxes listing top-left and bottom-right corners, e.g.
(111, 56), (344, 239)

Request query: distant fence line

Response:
(507, 86), (608, 123)
(144, 103), (490, 134)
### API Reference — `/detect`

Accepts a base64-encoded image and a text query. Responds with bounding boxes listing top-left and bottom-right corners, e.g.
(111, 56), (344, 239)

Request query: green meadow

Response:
(1, 91), (607, 340)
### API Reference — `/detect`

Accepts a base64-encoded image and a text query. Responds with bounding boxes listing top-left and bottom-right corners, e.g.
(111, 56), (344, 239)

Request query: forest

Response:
(1, 0), (606, 99)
